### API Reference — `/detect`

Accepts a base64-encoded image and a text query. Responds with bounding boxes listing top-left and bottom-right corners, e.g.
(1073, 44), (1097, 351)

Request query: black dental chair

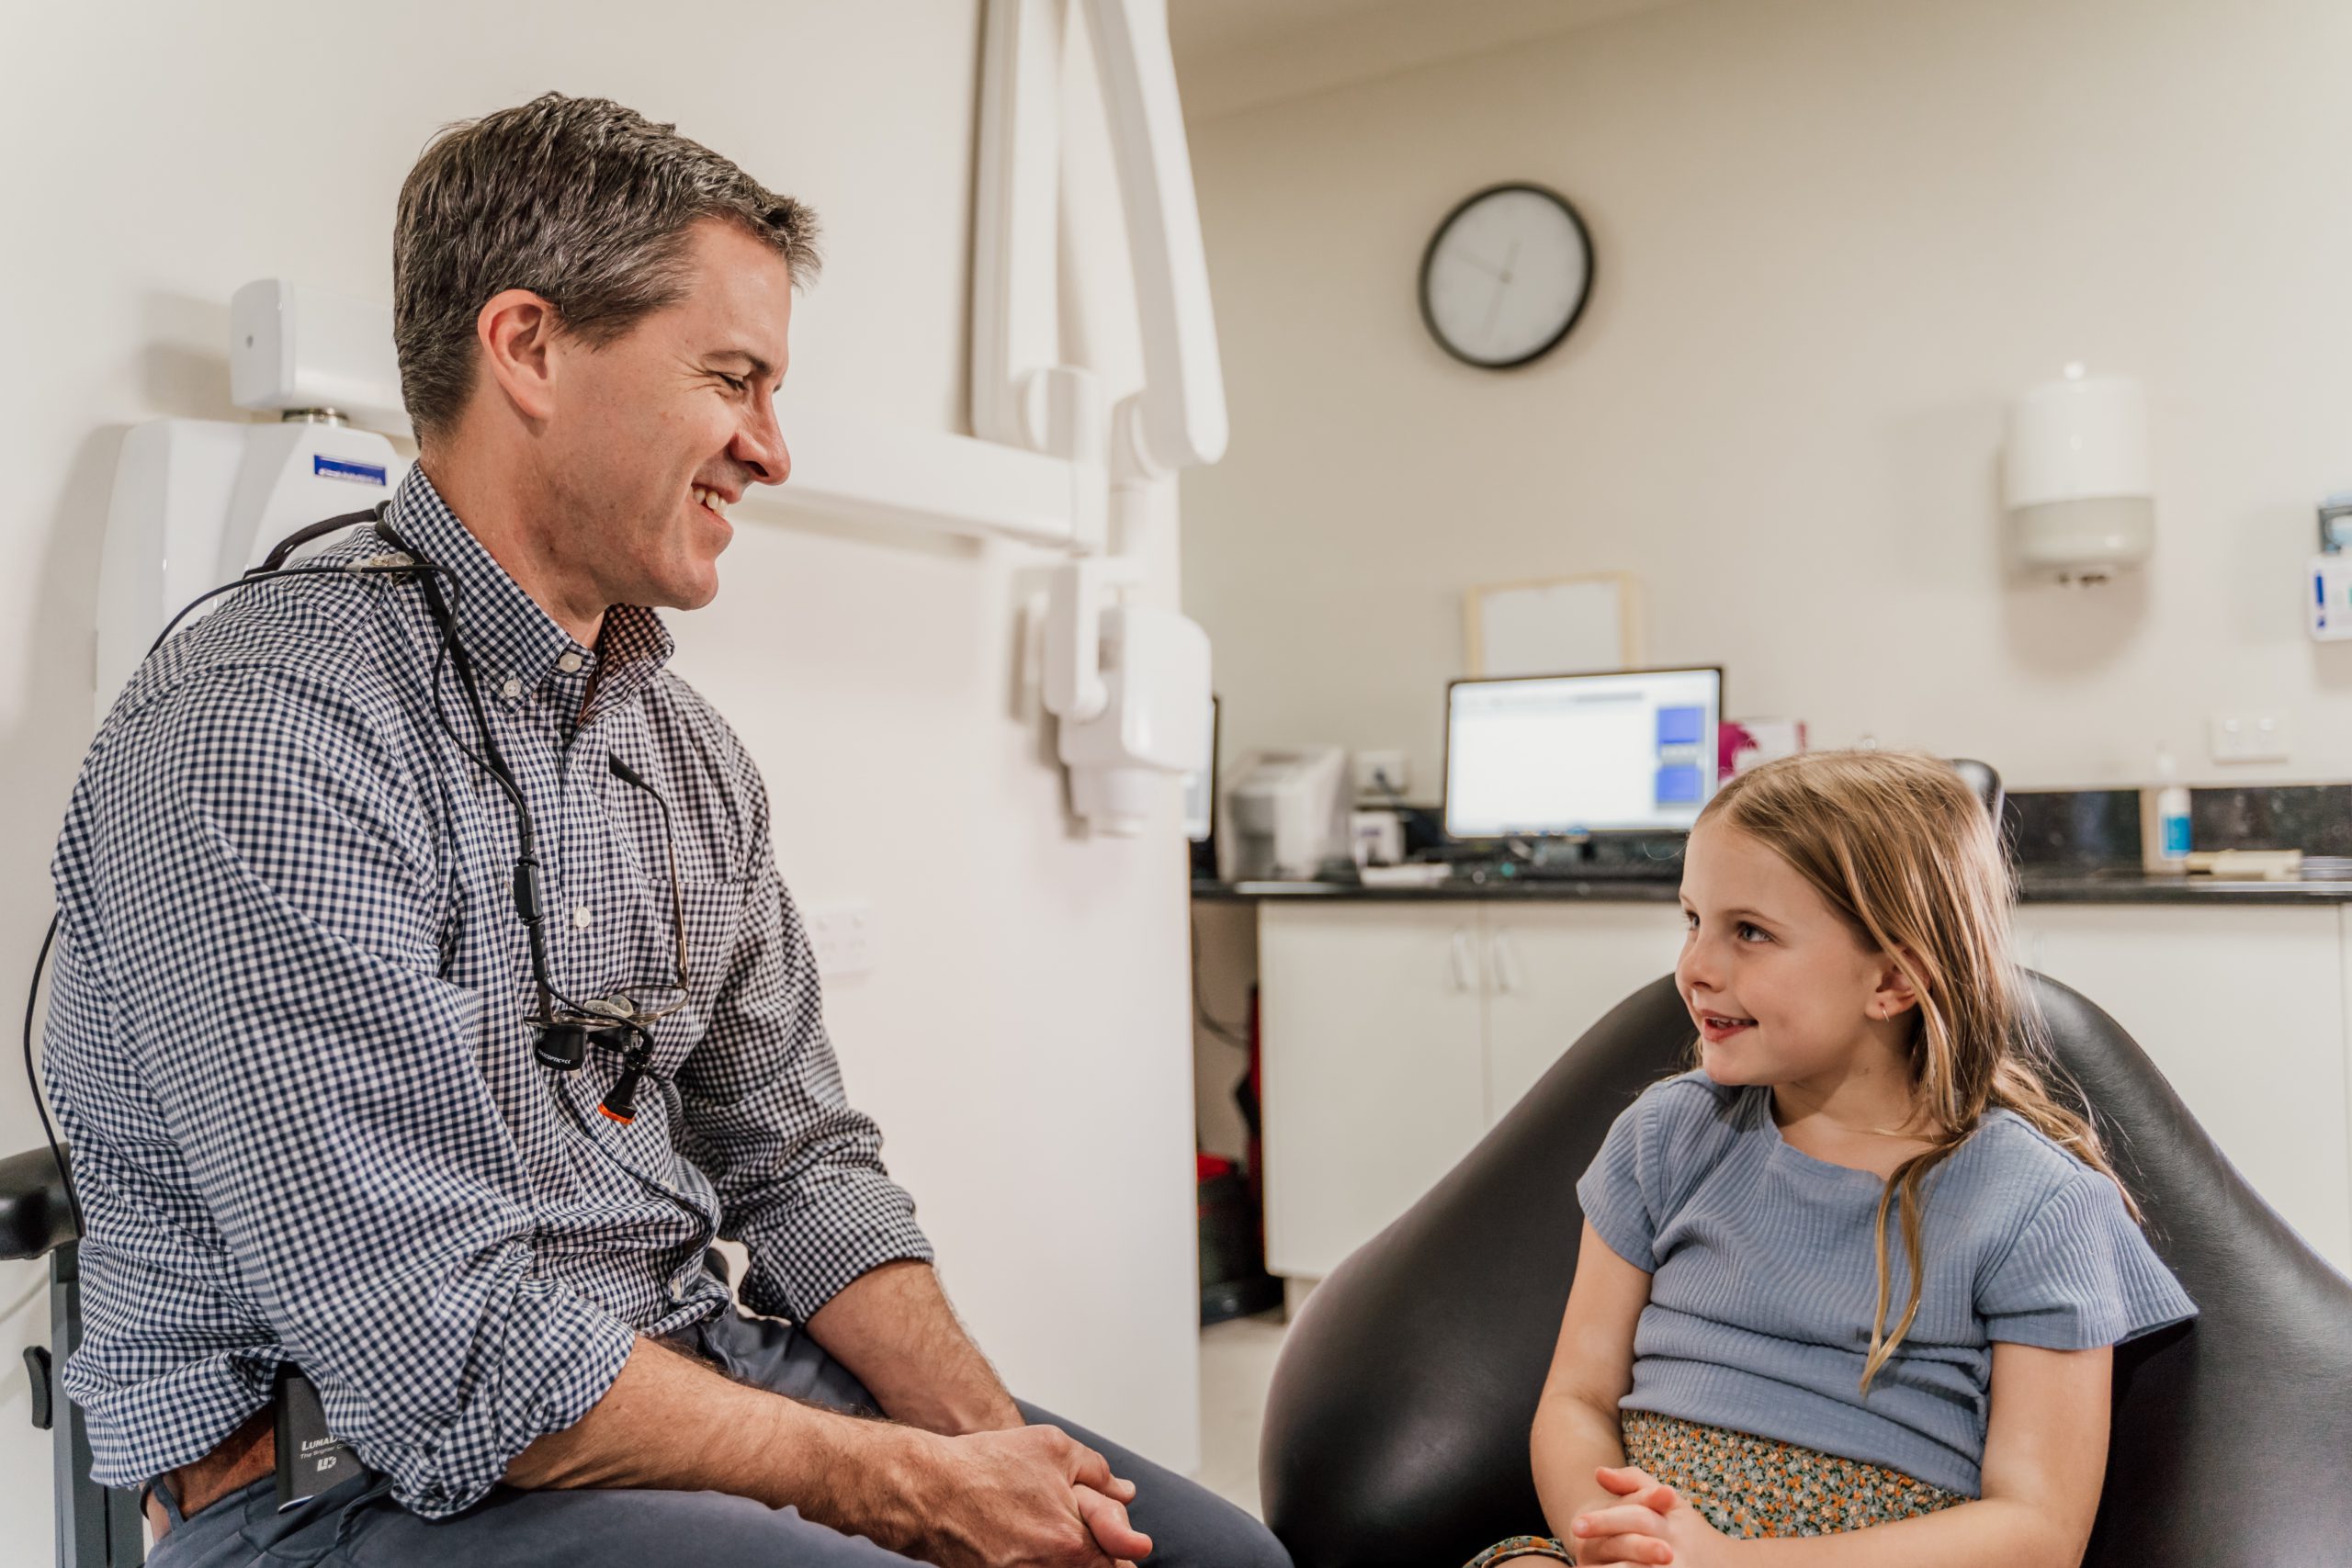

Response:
(1257, 967), (2352, 1565)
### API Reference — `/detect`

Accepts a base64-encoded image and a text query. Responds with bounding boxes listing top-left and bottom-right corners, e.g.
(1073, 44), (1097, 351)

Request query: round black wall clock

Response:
(1418, 182), (1595, 369)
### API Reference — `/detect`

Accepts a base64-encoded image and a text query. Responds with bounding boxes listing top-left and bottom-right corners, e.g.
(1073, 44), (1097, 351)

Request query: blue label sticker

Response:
(2163, 818), (2191, 856)
(314, 455), (388, 486)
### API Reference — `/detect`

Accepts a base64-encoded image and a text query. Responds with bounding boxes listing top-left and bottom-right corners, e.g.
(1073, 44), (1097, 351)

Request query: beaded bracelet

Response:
(1462, 1536), (1576, 1568)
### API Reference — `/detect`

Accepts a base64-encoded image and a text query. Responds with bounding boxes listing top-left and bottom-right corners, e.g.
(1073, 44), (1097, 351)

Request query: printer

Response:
(1219, 748), (1350, 881)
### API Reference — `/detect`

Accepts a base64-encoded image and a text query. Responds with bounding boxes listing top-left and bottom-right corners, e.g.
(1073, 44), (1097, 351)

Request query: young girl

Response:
(1475, 750), (2195, 1567)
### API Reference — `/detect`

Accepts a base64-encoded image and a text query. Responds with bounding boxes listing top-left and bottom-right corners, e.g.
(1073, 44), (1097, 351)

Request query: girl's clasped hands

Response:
(1567, 1466), (1738, 1566)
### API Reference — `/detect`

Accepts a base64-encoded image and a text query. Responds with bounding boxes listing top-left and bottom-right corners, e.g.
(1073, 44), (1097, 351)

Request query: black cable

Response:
(383, 524), (598, 1028)
(1188, 911), (1253, 1050)
(16, 516), (668, 1248)
(145, 560), (435, 657)
(21, 911), (81, 1239)
(17, 554), (453, 1235)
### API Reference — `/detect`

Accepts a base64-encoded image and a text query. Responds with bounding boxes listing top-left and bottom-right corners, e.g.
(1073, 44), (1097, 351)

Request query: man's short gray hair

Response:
(393, 92), (820, 444)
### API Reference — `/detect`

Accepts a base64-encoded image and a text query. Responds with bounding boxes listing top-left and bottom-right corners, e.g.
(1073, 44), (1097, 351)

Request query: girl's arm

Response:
(1531, 1220), (1663, 1561)
(1742, 1340), (2109, 1566)
(1569, 1341), (2112, 1568)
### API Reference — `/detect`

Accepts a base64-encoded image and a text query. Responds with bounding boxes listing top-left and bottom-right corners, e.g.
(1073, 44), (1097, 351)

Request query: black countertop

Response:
(1193, 870), (2352, 908)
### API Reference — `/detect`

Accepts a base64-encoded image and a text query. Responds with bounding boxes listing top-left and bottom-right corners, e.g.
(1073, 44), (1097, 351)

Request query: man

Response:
(45, 93), (1288, 1568)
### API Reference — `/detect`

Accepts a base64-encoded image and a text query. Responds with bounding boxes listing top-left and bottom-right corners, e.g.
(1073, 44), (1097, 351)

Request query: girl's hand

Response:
(1567, 1465), (1738, 1566)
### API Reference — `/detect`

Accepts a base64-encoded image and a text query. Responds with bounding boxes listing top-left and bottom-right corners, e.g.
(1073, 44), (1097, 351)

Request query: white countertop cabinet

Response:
(1258, 901), (1684, 1279)
(1258, 905), (1492, 1280)
(1481, 904), (1694, 1122)
(1258, 898), (2352, 1284)
(2011, 904), (2352, 1275)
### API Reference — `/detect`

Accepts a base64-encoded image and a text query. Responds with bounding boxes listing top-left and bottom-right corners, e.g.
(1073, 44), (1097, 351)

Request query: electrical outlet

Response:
(1353, 750), (1409, 797)
(804, 901), (876, 979)
(2208, 712), (2290, 764)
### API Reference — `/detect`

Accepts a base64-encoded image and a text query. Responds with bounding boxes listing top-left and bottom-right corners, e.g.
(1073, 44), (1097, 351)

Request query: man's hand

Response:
(1569, 1465), (1736, 1566)
(506, 1338), (1151, 1562)
(891, 1423), (1152, 1568)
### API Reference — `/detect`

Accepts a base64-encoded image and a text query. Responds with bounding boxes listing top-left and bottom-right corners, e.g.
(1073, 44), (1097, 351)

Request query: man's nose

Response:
(735, 398), (790, 486)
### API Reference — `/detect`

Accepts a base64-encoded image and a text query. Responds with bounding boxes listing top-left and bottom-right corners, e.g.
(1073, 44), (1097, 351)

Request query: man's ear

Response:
(473, 288), (562, 425)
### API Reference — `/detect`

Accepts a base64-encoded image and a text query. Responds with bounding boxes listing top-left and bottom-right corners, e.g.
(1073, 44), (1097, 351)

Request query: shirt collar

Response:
(386, 467), (674, 719)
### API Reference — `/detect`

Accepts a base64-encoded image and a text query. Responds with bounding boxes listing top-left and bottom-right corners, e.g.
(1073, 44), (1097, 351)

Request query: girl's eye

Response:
(1736, 922), (1771, 943)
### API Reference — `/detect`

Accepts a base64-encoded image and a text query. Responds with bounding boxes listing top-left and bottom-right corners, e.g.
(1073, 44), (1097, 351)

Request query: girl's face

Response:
(1675, 821), (1915, 1089)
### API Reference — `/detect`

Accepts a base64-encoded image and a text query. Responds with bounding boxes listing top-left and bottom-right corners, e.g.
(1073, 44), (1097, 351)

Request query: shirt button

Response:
(500, 677), (523, 700)
(572, 906), (594, 930)
(558, 652), (584, 674)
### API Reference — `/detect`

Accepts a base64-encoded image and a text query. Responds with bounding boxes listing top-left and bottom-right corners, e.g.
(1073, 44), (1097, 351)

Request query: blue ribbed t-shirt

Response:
(1576, 1070), (2197, 1498)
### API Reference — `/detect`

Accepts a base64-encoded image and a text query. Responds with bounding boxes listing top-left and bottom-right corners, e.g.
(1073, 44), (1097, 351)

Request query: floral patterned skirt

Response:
(1464, 1410), (1968, 1564)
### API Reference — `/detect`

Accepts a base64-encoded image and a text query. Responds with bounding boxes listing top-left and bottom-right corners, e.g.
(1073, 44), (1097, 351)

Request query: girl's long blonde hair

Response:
(1696, 750), (2137, 1395)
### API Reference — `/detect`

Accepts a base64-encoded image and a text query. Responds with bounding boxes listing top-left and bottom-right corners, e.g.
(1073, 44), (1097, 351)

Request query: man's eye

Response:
(716, 373), (749, 392)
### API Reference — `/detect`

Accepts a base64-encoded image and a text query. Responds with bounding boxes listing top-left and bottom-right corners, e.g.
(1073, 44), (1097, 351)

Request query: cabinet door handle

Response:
(1490, 930), (1520, 994)
(1451, 929), (1478, 992)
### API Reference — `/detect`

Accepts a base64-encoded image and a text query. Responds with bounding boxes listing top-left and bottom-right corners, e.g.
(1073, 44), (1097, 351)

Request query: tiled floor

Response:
(1197, 1309), (1289, 1518)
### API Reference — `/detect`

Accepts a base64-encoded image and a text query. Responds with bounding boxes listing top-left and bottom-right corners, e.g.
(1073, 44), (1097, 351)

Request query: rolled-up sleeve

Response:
(670, 765), (932, 1324)
(57, 666), (634, 1517)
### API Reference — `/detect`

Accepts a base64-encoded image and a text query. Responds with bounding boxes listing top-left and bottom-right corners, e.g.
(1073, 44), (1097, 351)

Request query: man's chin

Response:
(658, 579), (721, 613)
(637, 557), (724, 614)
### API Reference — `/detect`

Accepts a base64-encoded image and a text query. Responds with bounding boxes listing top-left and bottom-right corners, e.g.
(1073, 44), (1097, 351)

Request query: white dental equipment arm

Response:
(1085, 0), (1227, 477)
(975, 0), (1227, 834)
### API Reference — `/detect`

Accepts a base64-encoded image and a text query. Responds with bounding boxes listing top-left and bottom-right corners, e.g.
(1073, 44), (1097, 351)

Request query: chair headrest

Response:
(0, 1145), (76, 1260)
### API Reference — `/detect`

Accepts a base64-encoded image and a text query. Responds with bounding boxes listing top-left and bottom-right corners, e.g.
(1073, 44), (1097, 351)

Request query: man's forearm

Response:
(505, 1332), (1148, 1568)
(505, 1336), (917, 1534)
(807, 1259), (1022, 1435)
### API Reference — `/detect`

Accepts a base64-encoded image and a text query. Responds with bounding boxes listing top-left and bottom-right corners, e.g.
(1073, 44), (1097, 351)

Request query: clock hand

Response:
(1480, 272), (1509, 344)
(1451, 249), (1507, 281)
(1476, 239), (1524, 349)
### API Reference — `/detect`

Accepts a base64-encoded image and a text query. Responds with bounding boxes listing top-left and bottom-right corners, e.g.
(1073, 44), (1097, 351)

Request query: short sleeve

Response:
(1577, 1090), (1663, 1272)
(1978, 1169), (2198, 1350)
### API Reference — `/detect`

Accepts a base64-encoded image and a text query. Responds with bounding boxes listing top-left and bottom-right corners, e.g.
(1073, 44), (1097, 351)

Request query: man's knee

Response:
(1138, 1489), (1292, 1568)
(348, 1484), (903, 1568)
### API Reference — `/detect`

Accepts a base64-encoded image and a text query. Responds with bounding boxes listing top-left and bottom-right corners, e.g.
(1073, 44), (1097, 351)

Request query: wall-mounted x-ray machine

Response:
(95, 0), (1223, 836)
(970, 0), (1226, 834)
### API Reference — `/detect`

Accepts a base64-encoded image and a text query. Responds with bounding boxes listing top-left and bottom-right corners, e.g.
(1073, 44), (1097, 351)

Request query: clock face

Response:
(1419, 184), (1594, 369)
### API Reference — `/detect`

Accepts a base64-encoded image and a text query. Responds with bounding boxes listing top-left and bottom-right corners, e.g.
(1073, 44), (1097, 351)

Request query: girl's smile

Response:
(1695, 1010), (1756, 1044)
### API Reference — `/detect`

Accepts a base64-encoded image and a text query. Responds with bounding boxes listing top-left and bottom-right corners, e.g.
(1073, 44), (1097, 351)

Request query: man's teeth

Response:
(692, 486), (730, 518)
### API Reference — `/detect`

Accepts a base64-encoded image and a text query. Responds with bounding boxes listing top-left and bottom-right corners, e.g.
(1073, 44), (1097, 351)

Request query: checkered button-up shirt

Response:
(44, 468), (931, 1518)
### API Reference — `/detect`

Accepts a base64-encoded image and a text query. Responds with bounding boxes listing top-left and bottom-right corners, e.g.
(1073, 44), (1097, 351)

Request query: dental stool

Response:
(1257, 972), (2352, 1566)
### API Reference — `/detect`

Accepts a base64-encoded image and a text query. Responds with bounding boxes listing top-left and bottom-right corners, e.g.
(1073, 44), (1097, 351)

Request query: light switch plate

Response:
(804, 901), (876, 979)
(2208, 712), (2290, 764)
(1353, 750), (1409, 796)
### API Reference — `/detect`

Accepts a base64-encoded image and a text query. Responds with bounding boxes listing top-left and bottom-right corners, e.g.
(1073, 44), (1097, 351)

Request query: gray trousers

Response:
(148, 1308), (1288, 1568)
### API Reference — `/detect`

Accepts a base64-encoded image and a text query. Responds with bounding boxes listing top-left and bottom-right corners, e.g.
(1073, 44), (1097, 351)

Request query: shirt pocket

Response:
(637, 874), (753, 1077)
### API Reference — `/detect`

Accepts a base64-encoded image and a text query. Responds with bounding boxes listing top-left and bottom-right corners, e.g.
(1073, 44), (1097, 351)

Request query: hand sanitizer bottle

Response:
(2141, 750), (2191, 874)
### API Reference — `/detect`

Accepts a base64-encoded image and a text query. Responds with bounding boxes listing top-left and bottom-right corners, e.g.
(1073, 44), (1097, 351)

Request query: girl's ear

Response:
(1870, 953), (1923, 1021)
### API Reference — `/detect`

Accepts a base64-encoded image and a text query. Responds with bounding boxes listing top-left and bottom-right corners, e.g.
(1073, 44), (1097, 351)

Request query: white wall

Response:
(1181, 0), (2352, 796)
(0, 0), (1200, 1540)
